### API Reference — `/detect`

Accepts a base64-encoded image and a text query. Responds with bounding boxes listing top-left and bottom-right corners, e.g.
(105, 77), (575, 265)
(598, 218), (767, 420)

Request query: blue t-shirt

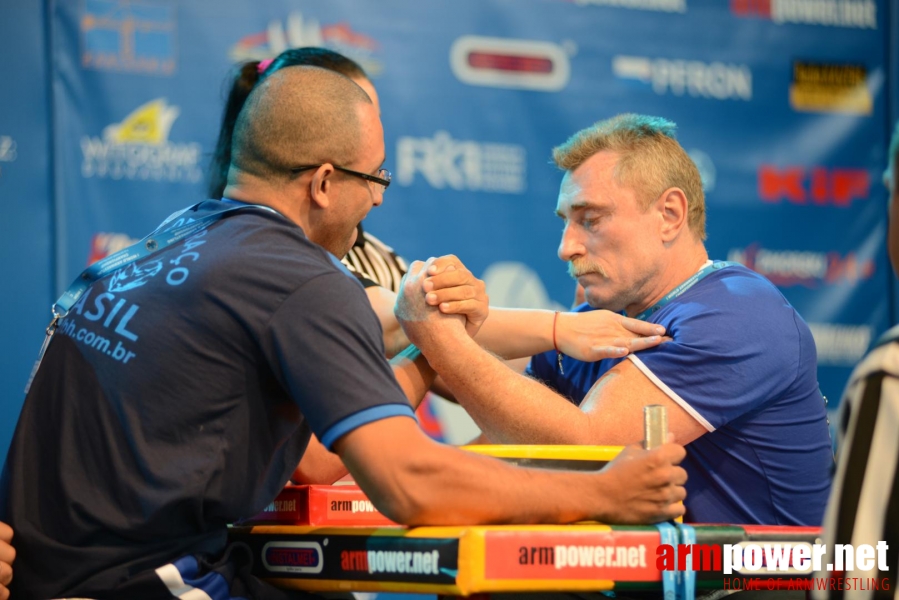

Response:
(1, 201), (414, 599)
(529, 263), (832, 525)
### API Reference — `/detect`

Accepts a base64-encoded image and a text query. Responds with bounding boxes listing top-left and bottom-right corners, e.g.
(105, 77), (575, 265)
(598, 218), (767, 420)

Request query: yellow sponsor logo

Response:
(789, 62), (871, 115)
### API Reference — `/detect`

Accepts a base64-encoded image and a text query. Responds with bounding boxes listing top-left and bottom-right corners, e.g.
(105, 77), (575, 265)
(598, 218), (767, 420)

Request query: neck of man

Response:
(223, 177), (309, 234)
(623, 242), (710, 318)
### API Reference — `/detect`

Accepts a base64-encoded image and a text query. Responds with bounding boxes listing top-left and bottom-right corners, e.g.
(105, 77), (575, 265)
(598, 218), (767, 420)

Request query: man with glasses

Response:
(1, 67), (688, 600)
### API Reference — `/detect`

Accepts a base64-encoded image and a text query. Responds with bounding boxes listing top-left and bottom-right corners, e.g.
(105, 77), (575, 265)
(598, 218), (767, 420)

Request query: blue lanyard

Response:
(634, 261), (734, 321)
(25, 201), (279, 394)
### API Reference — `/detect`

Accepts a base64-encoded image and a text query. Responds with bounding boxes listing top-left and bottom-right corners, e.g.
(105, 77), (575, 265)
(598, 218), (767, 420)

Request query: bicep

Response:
(581, 358), (708, 445)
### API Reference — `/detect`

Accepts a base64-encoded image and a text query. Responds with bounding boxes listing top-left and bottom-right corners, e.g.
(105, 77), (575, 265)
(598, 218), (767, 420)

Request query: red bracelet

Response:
(552, 311), (560, 352)
(553, 311), (564, 375)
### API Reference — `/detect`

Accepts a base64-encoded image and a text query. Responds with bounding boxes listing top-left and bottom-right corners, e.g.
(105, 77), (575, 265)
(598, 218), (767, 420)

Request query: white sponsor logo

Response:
(555, 544), (648, 569)
(229, 10), (382, 76)
(808, 323), (872, 366)
(728, 248), (827, 281)
(450, 35), (570, 91)
(397, 131), (527, 194)
(80, 98), (202, 182)
(771, 0), (876, 29)
(0, 136), (17, 162)
(613, 55), (752, 101)
(573, 0), (686, 12)
(367, 550), (440, 575)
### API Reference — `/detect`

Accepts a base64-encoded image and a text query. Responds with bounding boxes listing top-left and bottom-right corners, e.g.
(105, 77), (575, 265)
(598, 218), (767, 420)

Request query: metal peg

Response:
(643, 404), (667, 450)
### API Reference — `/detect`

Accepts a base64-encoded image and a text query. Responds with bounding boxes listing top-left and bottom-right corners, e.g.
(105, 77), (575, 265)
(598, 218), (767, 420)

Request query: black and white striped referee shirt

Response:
(342, 224), (408, 293)
(814, 324), (899, 599)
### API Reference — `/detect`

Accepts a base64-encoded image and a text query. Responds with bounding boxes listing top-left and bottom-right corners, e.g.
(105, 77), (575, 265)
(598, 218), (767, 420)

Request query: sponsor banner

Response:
(790, 61), (872, 115)
(80, 0), (177, 74)
(808, 323), (873, 366)
(241, 485), (398, 527)
(233, 528), (460, 585)
(396, 131), (527, 194)
(231, 523), (823, 593)
(612, 55), (752, 101)
(79, 98), (203, 183)
(757, 166), (870, 206)
(228, 9), (382, 76)
(730, 0), (877, 29)
(727, 245), (875, 287)
(484, 529), (658, 581)
(568, 0), (687, 12)
(450, 35), (571, 91)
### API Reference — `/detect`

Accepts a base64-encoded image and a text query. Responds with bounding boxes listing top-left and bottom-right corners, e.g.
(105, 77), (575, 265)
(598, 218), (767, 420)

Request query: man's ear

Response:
(309, 164), (336, 209)
(656, 187), (689, 242)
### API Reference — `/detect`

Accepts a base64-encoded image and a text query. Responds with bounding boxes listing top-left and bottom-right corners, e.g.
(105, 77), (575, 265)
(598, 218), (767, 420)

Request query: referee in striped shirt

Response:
(813, 122), (899, 598)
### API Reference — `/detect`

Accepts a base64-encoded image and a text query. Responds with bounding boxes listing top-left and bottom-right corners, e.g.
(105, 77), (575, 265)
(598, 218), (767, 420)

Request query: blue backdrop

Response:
(0, 0), (894, 462)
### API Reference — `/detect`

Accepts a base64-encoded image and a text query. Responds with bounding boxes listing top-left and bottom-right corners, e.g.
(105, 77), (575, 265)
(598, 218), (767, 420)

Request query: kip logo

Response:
(730, 0), (876, 28)
(450, 35), (571, 92)
(80, 0), (177, 74)
(229, 11), (382, 76)
(80, 98), (202, 183)
(728, 244), (874, 287)
(612, 55), (751, 101)
(758, 166), (869, 206)
(262, 542), (323, 574)
(397, 131), (527, 194)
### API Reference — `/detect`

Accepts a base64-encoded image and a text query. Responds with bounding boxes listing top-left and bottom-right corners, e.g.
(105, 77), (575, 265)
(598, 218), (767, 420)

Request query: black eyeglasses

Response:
(290, 164), (392, 193)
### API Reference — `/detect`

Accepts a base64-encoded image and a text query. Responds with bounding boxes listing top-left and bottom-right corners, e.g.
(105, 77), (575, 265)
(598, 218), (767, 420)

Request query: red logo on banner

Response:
(87, 232), (139, 266)
(758, 166), (869, 206)
(731, 0), (771, 17)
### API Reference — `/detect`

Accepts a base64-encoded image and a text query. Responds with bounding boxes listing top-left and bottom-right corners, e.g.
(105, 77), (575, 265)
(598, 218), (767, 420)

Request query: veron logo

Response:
(80, 98), (202, 182)
(758, 166), (869, 206)
(730, 0), (876, 29)
(612, 55), (752, 101)
(450, 35), (571, 92)
(229, 10), (382, 76)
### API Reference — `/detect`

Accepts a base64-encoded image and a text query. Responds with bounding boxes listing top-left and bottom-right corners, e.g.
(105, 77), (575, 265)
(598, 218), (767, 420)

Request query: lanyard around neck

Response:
(25, 201), (279, 394)
(634, 261), (734, 321)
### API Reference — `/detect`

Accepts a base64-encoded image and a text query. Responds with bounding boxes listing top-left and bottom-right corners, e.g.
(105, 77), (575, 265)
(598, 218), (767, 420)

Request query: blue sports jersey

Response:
(529, 263), (832, 525)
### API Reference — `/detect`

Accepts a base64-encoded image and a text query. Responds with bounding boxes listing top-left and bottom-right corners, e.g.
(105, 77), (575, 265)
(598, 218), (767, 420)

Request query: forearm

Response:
(292, 435), (348, 484)
(474, 308), (555, 359)
(390, 344), (436, 409)
(337, 419), (610, 526)
(421, 329), (594, 445)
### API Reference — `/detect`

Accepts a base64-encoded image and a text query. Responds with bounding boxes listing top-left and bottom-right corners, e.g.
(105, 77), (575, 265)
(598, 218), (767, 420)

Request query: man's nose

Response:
(558, 223), (584, 262)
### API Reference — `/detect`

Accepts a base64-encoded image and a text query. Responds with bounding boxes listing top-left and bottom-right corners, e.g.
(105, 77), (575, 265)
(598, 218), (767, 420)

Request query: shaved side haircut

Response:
(230, 66), (372, 185)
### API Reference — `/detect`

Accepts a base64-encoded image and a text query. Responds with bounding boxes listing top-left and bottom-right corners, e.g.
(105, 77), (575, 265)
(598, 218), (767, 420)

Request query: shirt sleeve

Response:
(263, 271), (414, 448)
(627, 276), (805, 431)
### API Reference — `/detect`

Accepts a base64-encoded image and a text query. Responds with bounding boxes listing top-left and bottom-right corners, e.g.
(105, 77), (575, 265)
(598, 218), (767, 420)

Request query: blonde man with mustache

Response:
(401, 113), (833, 526)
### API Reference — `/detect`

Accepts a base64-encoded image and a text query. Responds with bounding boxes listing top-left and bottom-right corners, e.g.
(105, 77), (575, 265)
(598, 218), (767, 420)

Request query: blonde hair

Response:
(553, 114), (706, 240)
